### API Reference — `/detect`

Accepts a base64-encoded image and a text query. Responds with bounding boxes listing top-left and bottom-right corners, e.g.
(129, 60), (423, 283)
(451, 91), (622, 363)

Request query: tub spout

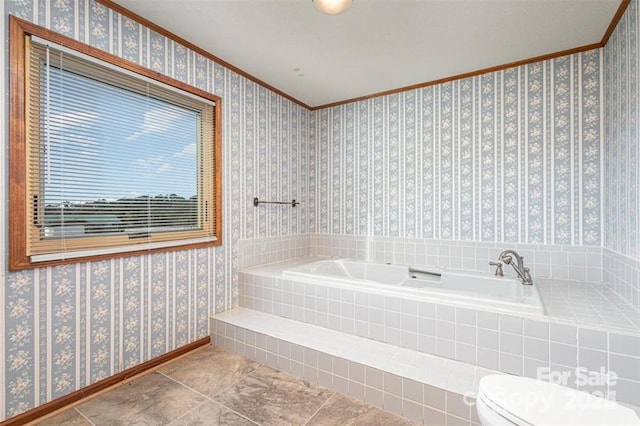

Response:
(408, 267), (442, 278)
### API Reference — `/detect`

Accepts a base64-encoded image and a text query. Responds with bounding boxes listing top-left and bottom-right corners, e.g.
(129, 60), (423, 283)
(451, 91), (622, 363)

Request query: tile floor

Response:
(36, 345), (417, 426)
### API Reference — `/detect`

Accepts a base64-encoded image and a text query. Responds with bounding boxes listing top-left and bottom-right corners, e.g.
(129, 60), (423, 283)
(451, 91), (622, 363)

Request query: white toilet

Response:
(477, 375), (640, 425)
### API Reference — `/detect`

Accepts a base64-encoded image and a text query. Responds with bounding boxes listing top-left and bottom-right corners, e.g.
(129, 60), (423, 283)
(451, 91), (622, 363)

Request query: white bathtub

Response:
(282, 259), (546, 316)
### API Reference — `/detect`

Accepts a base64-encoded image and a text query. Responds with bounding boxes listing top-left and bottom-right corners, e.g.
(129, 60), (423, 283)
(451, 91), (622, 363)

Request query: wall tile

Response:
(349, 361), (365, 384)
(610, 354), (640, 382)
(366, 366), (384, 389)
(610, 333), (640, 357)
(477, 329), (499, 351)
(524, 337), (549, 362)
(550, 323), (577, 345)
(500, 332), (523, 356)
(365, 386), (384, 409)
(455, 308), (477, 326)
(456, 324), (476, 345)
(424, 406), (447, 425)
(614, 379), (640, 406)
(579, 348), (608, 373)
(578, 328), (608, 351)
(383, 372), (403, 397)
(500, 352), (523, 375)
(402, 399), (422, 423)
(523, 358), (549, 379)
(523, 319), (549, 340)
(477, 311), (498, 330)
(402, 378), (423, 404)
(499, 315), (523, 334)
(550, 342), (577, 367)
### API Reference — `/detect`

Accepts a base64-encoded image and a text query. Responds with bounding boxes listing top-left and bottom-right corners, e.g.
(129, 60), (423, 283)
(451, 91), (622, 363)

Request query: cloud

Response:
(48, 112), (99, 151)
(174, 143), (196, 158)
(126, 107), (189, 141)
(135, 155), (171, 173)
(49, 111), (98, 130)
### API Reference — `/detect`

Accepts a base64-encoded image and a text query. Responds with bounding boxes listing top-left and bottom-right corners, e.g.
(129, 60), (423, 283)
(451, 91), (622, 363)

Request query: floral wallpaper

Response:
(605, 0), (640, 261)
(0, 0), (622, 421)
(313, 52), (602, 246)
(2, 0), (311, 420)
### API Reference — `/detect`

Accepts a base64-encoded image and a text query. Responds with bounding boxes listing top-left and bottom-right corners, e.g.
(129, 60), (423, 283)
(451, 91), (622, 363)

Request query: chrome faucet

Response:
(497, 250), (533, 285)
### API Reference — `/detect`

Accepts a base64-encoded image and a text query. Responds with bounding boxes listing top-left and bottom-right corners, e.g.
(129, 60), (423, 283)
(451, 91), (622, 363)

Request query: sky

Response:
(44, 65), (199, 205)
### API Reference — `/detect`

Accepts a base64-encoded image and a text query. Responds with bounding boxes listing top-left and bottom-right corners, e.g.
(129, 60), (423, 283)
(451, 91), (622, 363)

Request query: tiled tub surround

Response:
(237, 234), (312, 269)
(238, 234), (640, 332)
(302, 233), (639, 328)
(308, 234), (604, 284)
(237, 256), (638, 336)
(604, 248), (640, 312)
(237, 234), (640, 329)
(211, 308), (487, 425)
(238, 257), (640, 407)
(539, 279), (640, 332)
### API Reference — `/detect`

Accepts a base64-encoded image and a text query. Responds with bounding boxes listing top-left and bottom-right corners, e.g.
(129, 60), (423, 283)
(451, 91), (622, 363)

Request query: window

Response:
(9, 17), (222, 270)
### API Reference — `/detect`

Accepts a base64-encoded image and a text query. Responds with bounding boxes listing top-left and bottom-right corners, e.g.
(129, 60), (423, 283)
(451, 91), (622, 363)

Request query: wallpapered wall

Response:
(1, 0), (312, 419)
(313, 52), (602, 246)
(1, 0), (629, 421)
(605, 0), (640, 261)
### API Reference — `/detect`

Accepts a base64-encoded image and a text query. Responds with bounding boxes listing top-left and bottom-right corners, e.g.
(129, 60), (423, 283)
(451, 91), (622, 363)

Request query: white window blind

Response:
(26, 37), (216, 260)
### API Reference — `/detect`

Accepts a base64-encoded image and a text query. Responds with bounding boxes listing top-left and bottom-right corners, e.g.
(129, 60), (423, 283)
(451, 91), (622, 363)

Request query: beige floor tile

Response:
(31, 347), (420, 426)
(213, 365), (333, 425)
(35, 408), (91, 426)
(169, 401), (256, 426)
(76, 372), (206, 425)
(306, 393), (417, 426)
(159, 346), (258, 398)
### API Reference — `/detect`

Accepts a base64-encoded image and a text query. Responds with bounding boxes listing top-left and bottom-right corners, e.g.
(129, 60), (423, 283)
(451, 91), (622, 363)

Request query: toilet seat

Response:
(478, 386), (533, 425)
(477, 391), (533, 426)
(478, 375), (640, 426)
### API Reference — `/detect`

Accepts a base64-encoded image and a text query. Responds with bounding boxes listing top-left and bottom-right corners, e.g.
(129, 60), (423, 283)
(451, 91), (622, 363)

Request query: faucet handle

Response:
(489, 261), (504, 276)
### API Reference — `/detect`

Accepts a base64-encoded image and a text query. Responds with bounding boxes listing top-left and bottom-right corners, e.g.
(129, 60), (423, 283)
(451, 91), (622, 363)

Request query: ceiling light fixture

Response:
(313, 0), (352, 15)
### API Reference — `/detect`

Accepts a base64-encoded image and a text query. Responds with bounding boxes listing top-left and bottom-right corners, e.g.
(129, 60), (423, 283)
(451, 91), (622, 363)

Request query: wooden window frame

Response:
(9, 16), (223, 271)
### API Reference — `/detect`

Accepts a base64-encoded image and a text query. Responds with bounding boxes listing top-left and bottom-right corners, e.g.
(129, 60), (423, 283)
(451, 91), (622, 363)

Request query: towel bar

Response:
(253, 197), (299, 207)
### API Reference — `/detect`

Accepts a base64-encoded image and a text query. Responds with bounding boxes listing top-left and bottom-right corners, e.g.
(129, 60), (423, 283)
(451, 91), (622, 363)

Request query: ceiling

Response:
(113, 0), (622, 108)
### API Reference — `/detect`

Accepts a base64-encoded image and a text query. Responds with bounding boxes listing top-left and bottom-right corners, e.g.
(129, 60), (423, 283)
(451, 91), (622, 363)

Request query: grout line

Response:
(166, 399), (260, 426)
(155, 370), (216, 401)
(155, 356), (260, 401)
(73, 408), (97, 426)
(302, 391), (337, 426)
(155, 366), (264, 425)
(165, 400), (210, 426)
